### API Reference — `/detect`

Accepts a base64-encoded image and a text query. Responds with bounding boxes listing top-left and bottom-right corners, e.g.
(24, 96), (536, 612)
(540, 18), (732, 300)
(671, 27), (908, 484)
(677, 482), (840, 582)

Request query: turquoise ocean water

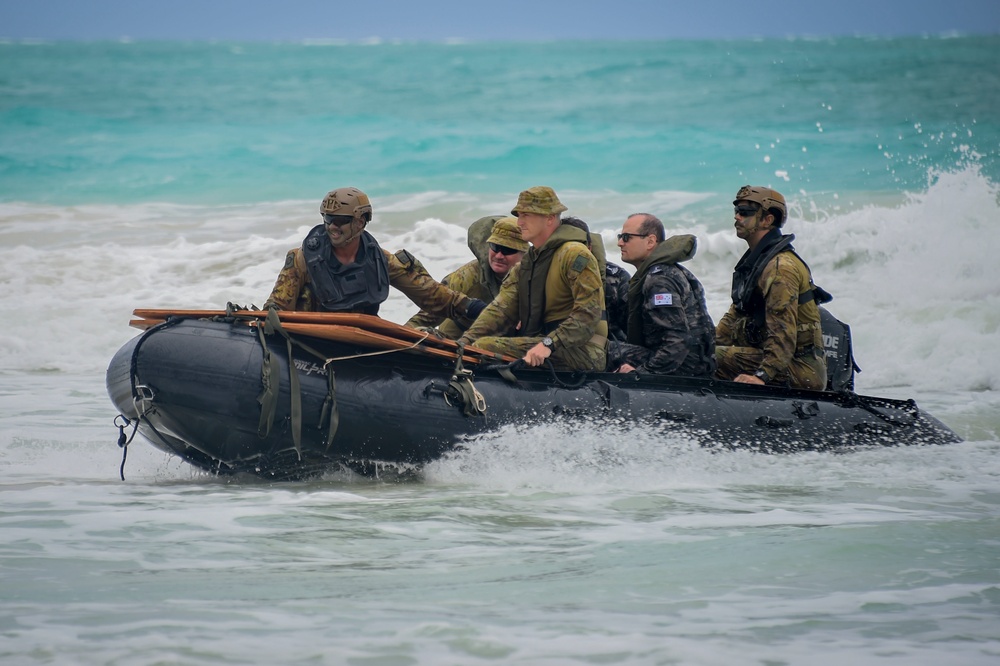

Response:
(2, 38), (1000, 664)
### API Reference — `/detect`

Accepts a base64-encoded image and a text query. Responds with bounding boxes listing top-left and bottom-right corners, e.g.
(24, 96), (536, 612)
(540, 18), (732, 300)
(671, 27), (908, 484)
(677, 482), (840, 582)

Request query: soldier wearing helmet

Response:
(263, 187), (486, 322)
(715, 185), (828, 389)
(456, 186), (608, 372)
(405, 215), (528, 339)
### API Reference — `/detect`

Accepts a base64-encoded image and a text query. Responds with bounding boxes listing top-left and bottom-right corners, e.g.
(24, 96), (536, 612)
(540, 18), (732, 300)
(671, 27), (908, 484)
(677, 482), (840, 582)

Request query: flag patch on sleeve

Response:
(653, 293), (673, 306)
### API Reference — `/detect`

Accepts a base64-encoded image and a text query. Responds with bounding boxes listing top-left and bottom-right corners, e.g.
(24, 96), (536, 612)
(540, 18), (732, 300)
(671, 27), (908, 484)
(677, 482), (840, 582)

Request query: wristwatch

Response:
(753, 368), (770, 383)
(541, 336), (554, 350)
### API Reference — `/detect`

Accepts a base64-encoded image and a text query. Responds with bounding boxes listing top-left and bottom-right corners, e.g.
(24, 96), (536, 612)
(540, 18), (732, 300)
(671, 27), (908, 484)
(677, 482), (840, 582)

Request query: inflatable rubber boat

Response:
(106, 308), (962, 480)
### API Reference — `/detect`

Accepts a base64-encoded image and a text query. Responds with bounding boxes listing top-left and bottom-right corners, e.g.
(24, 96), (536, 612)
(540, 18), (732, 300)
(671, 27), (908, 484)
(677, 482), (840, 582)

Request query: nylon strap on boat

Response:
(317, 366), (339, 452)
(256, 315), (295, 452)
(257, 308), (360, 457)
(256, 322), (280, 441)
(260, 309), (305, 460)
(450, 342), (487, 417)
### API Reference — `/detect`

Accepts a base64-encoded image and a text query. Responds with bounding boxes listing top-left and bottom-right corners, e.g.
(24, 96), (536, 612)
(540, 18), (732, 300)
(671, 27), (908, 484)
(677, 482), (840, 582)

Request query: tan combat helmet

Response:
(734, 185), (786, 226)
(320, 187), (373, 223)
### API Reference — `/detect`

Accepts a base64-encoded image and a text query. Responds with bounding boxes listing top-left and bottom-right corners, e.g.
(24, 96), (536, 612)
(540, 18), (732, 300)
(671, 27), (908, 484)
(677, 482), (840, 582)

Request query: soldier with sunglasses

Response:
(263, 187), (486, 323)
(405, 216), (527, 338)
(715, 185), (828, 389)
(605, 214), (716, 377)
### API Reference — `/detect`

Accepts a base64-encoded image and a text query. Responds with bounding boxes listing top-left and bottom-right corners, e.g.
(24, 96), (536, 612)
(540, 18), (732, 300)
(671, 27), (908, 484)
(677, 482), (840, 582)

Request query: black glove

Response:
(466, 298), (487, 320)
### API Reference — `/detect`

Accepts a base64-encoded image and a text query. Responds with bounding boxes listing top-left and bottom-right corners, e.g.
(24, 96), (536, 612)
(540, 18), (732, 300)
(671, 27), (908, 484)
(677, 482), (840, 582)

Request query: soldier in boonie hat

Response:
(486, 217), (529, 253)
(455, 185), (608, 374)
(511, 186), (568, 217)
(404, 215), (527, 338)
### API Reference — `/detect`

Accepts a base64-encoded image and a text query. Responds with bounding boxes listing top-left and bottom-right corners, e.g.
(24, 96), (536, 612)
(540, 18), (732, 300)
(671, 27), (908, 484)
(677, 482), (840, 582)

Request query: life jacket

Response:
(516, 224), (591, 336)
(626, 234), (696, 345)
(731, 229), (831, 346)
(301, 225), (390, 315)
(587, 232), (608, 277)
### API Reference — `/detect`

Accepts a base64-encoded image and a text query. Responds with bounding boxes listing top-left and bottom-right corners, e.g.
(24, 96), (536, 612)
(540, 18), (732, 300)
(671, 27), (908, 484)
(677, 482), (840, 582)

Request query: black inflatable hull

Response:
(106, 318), (962, 479)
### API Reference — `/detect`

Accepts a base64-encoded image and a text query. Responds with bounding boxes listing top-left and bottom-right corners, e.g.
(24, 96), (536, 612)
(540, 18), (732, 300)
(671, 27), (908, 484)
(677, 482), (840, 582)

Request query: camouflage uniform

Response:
(461, 249), (607, 369)
(716, 243), (827, 390)
(604, 260), (630, 341)
(458, 187), (607, 372)
(405, 216), (526, 338)
(607, 235), (716, 376)
(405, 259), (490, 337)
(264, 244), (478, 320)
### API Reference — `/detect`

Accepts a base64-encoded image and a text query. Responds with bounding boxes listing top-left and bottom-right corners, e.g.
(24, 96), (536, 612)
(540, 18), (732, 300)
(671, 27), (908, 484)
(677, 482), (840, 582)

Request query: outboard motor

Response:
(820, 307), (860, 392)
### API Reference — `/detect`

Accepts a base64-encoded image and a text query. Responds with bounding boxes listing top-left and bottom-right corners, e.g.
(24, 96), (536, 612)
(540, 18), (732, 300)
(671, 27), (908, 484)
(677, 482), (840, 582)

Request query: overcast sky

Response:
(2, 0), (998, 41)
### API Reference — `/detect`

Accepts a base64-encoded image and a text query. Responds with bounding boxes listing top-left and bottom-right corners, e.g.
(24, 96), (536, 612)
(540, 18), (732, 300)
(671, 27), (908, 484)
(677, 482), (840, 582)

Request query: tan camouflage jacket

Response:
(716, 251), (824, 381)
(460, 237), (607, 349)
(405, 258), (496, 338)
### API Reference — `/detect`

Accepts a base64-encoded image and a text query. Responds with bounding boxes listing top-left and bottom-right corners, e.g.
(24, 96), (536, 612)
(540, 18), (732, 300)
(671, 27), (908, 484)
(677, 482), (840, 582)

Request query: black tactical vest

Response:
(731, 229), (832, 344)
(301, 225), (390, 315)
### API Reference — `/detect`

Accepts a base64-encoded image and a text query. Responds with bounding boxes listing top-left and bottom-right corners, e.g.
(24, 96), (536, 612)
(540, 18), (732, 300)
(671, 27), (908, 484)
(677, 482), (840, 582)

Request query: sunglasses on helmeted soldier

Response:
(734, 204), (761, 217)
(322, 214), (355, 226)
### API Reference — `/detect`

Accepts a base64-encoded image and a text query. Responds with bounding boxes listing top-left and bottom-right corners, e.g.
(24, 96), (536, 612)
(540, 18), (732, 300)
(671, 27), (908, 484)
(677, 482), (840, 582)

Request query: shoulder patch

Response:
(650, 265), (664, 274)
(570, 254), (588, 273)
(394, 248), (415, 268)
(607, 265), (620, 275)
(283, 252), (295, 269)
(652, 292), (674, 307)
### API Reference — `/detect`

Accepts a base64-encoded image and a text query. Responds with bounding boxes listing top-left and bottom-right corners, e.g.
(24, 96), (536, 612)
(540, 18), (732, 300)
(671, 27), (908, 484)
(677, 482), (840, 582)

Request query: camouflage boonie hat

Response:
(511, 186), (568, 217)
(486, 217), (528, 252)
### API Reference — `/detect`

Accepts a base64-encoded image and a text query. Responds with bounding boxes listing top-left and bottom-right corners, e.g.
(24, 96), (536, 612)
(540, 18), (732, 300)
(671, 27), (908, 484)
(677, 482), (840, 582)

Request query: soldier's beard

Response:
(735, 212), (764, 238)
(328, 219), (366, 247)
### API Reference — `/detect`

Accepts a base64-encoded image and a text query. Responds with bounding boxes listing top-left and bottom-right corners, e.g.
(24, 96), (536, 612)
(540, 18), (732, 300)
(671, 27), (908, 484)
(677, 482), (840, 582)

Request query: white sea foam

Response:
(3, 165), (996, 401)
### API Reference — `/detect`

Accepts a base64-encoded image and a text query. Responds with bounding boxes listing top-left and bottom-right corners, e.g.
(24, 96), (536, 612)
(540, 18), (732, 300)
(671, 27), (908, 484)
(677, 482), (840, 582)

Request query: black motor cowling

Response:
(820, 307), (860, 392)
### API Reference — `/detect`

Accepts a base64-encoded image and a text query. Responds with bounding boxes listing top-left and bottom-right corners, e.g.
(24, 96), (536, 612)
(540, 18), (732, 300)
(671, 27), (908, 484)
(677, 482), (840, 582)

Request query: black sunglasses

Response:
(617, 232), (650, 243)
(734, 204), (760, 217)
(488, 242), (520, 256)
(322, 213), (355, 226)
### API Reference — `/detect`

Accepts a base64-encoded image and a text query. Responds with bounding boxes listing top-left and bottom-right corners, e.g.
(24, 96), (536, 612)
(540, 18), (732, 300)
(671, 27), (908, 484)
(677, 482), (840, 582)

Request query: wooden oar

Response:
(129, 309), (514, 364)
(132, 308), (475, 349)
